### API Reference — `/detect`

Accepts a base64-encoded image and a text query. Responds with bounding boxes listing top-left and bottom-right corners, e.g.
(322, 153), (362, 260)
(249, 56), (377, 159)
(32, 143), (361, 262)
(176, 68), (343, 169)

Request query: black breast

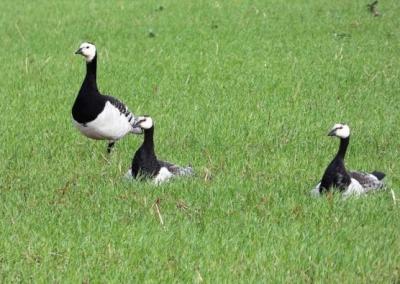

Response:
(320, 159), (351, 192)
(131, 146), (161, 179)
(72, 85), (106, 124)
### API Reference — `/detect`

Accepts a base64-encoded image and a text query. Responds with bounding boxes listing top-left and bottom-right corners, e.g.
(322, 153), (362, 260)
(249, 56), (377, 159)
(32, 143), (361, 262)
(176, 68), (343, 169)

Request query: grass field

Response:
(1, 0), (400, 282)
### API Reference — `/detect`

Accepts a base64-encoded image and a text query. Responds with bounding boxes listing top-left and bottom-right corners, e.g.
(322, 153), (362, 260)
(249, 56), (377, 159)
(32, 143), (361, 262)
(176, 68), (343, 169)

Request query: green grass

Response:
(1, 0), (400, 282)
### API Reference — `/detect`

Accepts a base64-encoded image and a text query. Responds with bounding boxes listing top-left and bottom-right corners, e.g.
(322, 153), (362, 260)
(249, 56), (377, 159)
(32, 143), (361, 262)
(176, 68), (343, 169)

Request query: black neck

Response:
(86, 54), (97, 76)
(336, 136), (350, 160)
(143, 127), (155, 150)
(83, 54), (98, 92)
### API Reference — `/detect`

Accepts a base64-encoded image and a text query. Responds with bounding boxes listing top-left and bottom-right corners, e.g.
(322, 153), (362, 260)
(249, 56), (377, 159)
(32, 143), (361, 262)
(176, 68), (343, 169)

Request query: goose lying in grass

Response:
(311, 123), (385, 198)
(126, 116), (194, 185)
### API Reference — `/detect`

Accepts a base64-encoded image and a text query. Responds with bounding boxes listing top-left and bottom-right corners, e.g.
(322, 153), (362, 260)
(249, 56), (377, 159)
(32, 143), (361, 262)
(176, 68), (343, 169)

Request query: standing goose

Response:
(311, 123), (385, 198)
(72, 42), (142, 153)
(127, 116), (193, 184)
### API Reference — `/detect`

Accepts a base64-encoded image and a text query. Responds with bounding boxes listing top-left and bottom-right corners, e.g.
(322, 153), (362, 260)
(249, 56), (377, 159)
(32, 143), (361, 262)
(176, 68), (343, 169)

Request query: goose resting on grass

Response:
(311, 123), (385, 198)
(72, 42), (142, 153)
(126, 116), (194, 185)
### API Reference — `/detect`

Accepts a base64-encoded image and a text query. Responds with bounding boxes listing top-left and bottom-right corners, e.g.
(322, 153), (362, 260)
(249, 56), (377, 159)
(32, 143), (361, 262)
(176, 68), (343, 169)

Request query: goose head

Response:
(328, 123), (350, 139)
(132, 116), (154, 130)
(75, 42), (96, 62)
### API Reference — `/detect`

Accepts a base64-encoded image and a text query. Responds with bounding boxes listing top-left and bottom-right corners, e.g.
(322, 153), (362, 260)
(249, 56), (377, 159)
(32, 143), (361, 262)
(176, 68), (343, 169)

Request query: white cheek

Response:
(85, 52), (95, 62)
(86, 56), (94, 62)
(141, 119), (153, 129)
(337, 128), (350, 138)
(82, 48), (96, 62)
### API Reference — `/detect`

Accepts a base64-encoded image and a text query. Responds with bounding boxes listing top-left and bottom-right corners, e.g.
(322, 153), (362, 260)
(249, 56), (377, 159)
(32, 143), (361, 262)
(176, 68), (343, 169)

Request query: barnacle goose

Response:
(311, 123), (386, 198)
(126, 116), (194, 185)
(72, 42), (142, 153)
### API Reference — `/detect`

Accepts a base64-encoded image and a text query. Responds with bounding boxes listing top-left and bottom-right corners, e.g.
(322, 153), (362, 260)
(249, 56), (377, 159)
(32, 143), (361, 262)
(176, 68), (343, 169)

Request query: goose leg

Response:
(107, 141), (115, 153)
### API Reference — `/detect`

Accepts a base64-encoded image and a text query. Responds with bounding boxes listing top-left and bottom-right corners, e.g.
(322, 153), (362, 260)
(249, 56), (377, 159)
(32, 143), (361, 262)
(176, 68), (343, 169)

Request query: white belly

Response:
(73, 101), (133, 140)
(311, 179), (365, 199)
(153, 167), (173, 185)
(342, 178), (365, 198)
(124, 167), (173, 185)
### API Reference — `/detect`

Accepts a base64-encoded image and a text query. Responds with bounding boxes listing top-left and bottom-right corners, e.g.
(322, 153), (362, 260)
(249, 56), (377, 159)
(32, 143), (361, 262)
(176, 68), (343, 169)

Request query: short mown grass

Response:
(1, 0), (399, 282)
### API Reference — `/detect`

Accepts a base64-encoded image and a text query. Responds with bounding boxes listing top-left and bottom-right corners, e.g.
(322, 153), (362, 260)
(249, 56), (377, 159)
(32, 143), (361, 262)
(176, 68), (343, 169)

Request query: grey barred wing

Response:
(159, 160), (194, 176)
(104, 95), (130, 116)
(103, 95), (142, 134)
(158, 160), (175, 169)
(349, 171), (384, 191)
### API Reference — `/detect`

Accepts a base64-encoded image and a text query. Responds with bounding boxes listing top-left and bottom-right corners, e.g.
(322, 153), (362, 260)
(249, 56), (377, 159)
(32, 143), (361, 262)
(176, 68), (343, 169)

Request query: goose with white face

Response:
(75, 42), (96, 62)
(132, 116), (153, 130)
(328, 123), (350, 138)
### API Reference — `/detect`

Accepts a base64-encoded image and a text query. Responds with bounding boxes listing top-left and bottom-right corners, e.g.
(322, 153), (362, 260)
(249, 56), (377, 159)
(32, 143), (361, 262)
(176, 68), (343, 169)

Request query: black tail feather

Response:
(371, 171), (385, 180)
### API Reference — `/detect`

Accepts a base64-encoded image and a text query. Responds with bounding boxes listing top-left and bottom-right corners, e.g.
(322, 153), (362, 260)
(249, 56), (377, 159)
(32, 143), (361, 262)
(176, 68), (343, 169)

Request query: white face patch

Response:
(331, 123), (350, 138)
(137, 116), (153, 129)
(78, 42), (96, 62)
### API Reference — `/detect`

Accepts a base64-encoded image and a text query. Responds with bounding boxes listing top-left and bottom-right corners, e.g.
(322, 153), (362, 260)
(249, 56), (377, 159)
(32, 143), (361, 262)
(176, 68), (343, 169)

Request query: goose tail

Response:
(174, 165), (194, 176)
(371, 171), (385, 181)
